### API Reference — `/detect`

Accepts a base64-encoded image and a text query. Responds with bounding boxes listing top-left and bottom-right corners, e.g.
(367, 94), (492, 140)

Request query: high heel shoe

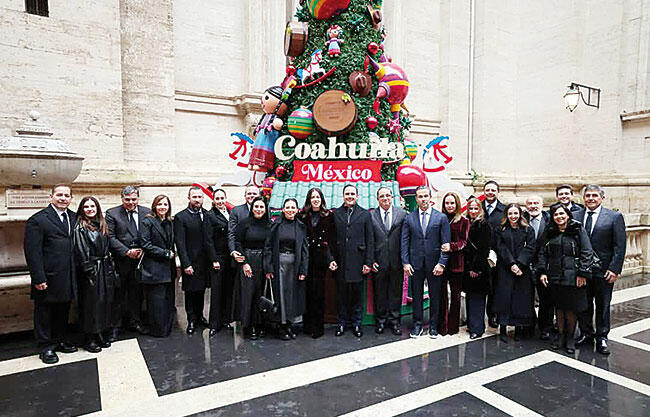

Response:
(499, 326), (508, 343)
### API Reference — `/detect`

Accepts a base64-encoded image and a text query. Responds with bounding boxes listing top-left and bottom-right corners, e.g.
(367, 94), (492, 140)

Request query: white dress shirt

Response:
(583, 204), (602, 235)
(380, 206), (392, 230)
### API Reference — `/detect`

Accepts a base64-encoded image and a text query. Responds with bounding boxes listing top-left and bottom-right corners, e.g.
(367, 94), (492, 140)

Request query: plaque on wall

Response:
(6, 189), (50, 209)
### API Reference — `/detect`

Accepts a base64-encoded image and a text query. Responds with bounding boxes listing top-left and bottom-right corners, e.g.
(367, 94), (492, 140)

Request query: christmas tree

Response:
(250, 0), (411, 187)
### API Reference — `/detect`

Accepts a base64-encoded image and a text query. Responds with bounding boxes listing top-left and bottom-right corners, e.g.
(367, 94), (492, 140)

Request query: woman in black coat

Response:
(264, 198), (309, 340)
(73, 196), (117, 352)
(537, 203), (595, 353)
(233, 196), (271, 340)
(462, 197), (492, 339)
(140, 195), (176, 337)
(203, 188), (233, 337)
(298, 188), (338, 338)
(494, 203), (536, 342)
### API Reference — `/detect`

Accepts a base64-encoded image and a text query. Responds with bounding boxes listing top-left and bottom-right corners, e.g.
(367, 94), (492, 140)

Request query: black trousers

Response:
(412, 269), (442, 327)
(486, 267), (498, 320)
(374, 266), (403, 327)
(110, 265), (143, 329)
(337, 280), (363, 327)
(184, 290), (205, 322)
(304, 262), (326, 335)
(579, 272), (614, 339)
(208, 257), (233, 329)
(535, 274), (555, 333)
(34, 302), (71, 349)
(466, 292), (487, 335)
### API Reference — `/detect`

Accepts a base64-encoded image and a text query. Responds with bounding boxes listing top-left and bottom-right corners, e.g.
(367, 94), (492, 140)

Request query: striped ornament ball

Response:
(287, 108), (315, 139)
(307, 0), (350, 20)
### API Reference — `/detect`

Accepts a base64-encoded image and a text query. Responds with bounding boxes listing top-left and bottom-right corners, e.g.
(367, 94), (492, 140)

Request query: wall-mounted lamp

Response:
(564, 83), (600, 112)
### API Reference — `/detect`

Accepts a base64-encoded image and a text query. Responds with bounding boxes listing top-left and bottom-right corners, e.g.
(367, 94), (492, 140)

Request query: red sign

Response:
(292, 160), (383, 182)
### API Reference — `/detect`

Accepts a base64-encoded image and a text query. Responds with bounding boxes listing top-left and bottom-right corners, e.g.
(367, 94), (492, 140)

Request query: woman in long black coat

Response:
(233, 196), (271, 340)
(298, 188), (337, 338)
(462, 197), (492, 339)
(537, 203), (595, 353)
(203, 188), (232, 337)
(140, 195), (176, 338)
(73, 196), (117, 352)
(494, 203), (536, 342)
(264, 198), (309, 340)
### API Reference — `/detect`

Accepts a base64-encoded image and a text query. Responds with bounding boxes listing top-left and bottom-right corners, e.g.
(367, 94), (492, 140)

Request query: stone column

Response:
(119, 0), (176, 170)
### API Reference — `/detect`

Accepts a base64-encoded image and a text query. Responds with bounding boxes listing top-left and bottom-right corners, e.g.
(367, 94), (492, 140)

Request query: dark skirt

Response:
(549, 284), (588, 312)
(275, 252), (306, 323)
(233, 248), (264, 328)
(143, 282), (174, 337)
(78, 262), (114, 334)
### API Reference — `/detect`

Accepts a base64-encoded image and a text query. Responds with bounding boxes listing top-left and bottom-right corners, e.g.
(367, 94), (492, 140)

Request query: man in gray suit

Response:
(370, 187), (407, 336)
(575, 184), (626, 355)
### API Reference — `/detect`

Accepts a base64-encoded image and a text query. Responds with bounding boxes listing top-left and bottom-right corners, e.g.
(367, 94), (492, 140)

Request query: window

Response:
(25, 0), (48, 17)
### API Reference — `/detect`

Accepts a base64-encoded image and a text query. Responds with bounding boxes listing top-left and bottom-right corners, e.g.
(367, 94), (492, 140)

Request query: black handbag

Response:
(258, 279), (278, 320)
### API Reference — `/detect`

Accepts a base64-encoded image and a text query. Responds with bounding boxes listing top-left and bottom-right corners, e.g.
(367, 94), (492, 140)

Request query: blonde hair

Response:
(465, 197), (485, 223)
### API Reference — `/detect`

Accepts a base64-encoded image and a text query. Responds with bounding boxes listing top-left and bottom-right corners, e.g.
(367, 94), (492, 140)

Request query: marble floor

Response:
(1, 275), (649, 417)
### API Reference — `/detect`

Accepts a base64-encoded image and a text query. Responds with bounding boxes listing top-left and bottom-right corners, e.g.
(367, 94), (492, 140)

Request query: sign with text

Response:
(292, 160), (382, 182)
(6, 189), (50, 209)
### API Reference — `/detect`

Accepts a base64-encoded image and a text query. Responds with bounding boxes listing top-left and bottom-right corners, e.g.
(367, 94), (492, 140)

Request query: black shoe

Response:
(279, 326), (291, 341)
(258, 327), (266, 338)
(488, 317), (498, 329)
(499, 326), (508, 343)
(565, 337), (576, 354)
(249, 327), (259, 340)
(335, 325), (345, 337)
(84, 340), (102, 353)
(223, 323), (233, 330)
(410, 324), (423, 338)
(575, 334), (594, 346)
(353, 326), (363, 338)
(311, 331), (324, 339)
(209, 328), (218, 337)
(287, 325), (297, 339)
(39, 348), (59, 364)
(129, 322), (147, 334)
(514, 327), (522, 341)
(596, 338), (611, 355)
(428, 328), (438, 339)
(107, 328), (119, 343)
(56, 342), (78, 354)
(469, 333), (480, 340)
(97, 335), (111, 349)
(391, 325), (402, 336)
(540, 331), (551, 341)
(551, 333), (561, 350)
(199, 317), (210, 327)
(375, 324), (385, 334)
(186, 321), (196, 334)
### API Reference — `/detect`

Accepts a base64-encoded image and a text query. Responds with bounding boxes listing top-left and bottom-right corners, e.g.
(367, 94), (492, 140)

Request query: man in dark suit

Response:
(525, 195), (553, 340)
(174, 186), (210, 334)
(227, 185), (260, 263)
(481, 180), (506, 328)
(24, 184), (78, 364)
(370, 186), (407, 336)
(332, 184), (375, 338)
(401, 186), (451, 338)
(575, 185), (626, 355)
(555, 184), (584, 214)
(105, 185), (151, 340)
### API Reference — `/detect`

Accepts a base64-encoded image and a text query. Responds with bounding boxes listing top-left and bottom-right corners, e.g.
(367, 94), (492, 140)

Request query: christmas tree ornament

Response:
(365, 115), (378, 129)
(248, 86), (290, 172)
(313, 89), (358, 136)
(297, 49), (326, 84)
(396, 164), (427, 197)
(307, 0), (351, 20)
(399, 158), (411, 166)
(261, 176), (277, 197)
(366, 4), (383, 29)
(367, 55), (410, 135)
(404, 139), (418, 161)
(275, 165), (288, 179)
(287, 108), (315, 139)
(367, 42), (380, 55)
(325, 25), (344, 57)
(349, 71), (372, 96)
(285, 21), (308, 57)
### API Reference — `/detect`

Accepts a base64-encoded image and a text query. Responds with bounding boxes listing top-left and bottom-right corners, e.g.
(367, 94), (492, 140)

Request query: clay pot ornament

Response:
(349, 71), (372, 97)
(366, 4), (383, 29)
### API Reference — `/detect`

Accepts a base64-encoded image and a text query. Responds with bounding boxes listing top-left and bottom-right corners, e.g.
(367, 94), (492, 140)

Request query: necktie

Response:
(61, 211), (69, 235)
(531, 216), (540, 238)
(383, 210), (390, 230)
(487, 204), (493, 216)
(128, 211), (137, 230)
(421, 211), (428, 235)
(585, 211), (594, 237)
(347, 207), (353, 224)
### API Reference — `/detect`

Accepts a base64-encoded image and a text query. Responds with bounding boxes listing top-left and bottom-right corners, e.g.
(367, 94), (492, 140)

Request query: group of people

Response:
(23, 180), (626, 365)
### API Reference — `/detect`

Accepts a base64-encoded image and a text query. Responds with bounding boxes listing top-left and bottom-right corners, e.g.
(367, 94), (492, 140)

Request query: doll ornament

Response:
(326, 25), (344, 57)
(248, 86), (289, 172)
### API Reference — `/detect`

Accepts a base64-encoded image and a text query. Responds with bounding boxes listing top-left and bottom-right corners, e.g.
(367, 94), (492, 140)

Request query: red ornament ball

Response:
(367, 42), (380, 55)
(396, 165), (427, 197)
(286, 65), (297, 76)
(366, 116), (378, 130)
(275, 166), (287, 179)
